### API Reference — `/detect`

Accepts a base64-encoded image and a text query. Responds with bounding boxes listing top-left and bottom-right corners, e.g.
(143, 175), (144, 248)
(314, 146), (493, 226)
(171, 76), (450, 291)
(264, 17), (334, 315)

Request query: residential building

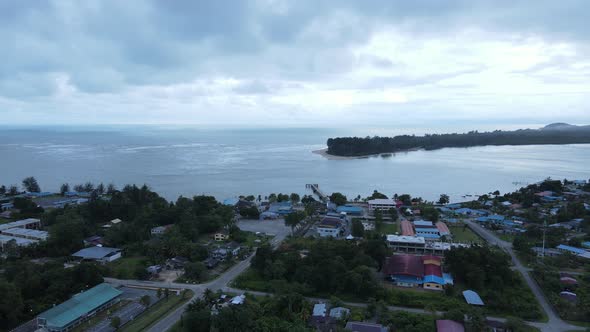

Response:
(382, 254), (453, 290)
(72, 247), (122, 263)
(0, 234), (38, 249)
(436, 320), (465, 332)
(556, 245), (590, 259)
(214, 231), (229, 241)
(344, 321), (388, 332)
(37, 283), (122, 332)
(166, 256), (189, 269)
(368, 199), (396, 213)
(1, 228), (48, 241)
(386, 235), (426, 251)
(83, 235), (104, 247)
(151, 224), (173, 236)
(317, 217), (344, 238)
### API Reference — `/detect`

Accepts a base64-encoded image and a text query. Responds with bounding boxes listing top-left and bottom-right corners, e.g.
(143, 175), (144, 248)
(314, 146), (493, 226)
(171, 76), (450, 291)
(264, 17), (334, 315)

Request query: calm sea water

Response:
(0, 126), (589, 203)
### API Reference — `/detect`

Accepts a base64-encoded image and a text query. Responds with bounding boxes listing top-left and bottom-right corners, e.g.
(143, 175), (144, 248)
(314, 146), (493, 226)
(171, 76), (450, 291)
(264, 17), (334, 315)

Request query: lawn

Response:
(120, 290), (194, 332)
(107, 256), (148, 279)
(379, 222), (398, 235)
(449, 225), (483, 244)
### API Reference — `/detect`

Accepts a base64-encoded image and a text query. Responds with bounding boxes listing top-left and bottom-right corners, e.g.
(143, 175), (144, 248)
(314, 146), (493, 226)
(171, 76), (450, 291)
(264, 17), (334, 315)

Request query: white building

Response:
(317, 217), (344, 238)
(368, 199), (396, 213)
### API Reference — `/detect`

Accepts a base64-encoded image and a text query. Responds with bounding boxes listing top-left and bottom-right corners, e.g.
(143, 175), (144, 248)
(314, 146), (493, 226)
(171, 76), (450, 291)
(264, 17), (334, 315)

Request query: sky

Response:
(2, 0), (590, 128)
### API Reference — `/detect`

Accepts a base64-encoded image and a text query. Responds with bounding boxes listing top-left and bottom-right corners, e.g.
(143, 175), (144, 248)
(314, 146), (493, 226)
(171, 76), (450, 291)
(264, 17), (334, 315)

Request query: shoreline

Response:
(312, 147), (422, 160)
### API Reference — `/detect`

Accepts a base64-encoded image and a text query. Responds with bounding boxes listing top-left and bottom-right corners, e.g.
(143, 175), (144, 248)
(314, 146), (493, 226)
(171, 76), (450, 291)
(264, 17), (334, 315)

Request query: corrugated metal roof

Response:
(436, 320), (465, 332)
(38, 283), (122, 329)
(72, 247), (121, 259)
(462, 290), (484, 306)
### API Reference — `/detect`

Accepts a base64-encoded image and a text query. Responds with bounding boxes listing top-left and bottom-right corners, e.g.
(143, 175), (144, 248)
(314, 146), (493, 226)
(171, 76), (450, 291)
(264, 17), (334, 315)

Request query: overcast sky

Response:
(2, 0), (590, 127)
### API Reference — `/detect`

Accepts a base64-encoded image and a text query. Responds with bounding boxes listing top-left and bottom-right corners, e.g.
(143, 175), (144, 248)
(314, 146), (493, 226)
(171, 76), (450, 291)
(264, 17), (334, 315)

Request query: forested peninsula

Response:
(326, 123), (590, 157)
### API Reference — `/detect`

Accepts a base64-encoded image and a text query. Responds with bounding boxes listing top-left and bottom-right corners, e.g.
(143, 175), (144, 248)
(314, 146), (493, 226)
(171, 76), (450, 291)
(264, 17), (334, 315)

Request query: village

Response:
(0, 177), (589, 332)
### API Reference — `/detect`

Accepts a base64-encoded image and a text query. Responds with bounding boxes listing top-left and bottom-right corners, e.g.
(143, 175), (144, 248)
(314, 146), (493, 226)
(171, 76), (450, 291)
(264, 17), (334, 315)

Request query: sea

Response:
(1, 126), (589, 203)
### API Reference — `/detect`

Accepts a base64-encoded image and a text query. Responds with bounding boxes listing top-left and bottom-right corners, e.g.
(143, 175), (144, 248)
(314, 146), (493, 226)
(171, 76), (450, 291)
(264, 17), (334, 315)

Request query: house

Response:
(382, 254), (452, 290)
(147, 265), (162, 275)
(454, 208), (487, 216)
(151, 224), (173, 236)
(214, 231), (230, 241)
(559, 291), (577, 303)
(230, 294), (246, 305)
(344, 321), (388, 332)
(205, 257), (220, 269)
(317, 216), (344, 238)
(72, 247), (122, 263)
(268, 201), (294, 215)
(0, 234), (38, 249)
(436, 320), (465, 332)
(1, 202), (13, 211)
(531, 247), (563, 257)
(556, 244), (590, 259)
(368, 199), (396, 213)
(166, 256), (189, 269)
(560, 276), (578, 286)
(210, 242), (241, 260)
(36, 283), (122, 332)
(83, 235), (104, 246)
(462, 290), (484, 306)
(102, 218), (123, 228)
(309, 303), (330, 329)
(329, 307), (350, 320)
(223, 197), (240, 206)
(1, 228), (49, 241)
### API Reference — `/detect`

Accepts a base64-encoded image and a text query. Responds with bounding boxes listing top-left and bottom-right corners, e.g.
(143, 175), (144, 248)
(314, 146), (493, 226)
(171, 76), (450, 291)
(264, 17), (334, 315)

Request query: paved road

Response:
(105, 227), (290, 332)
(464, 219), (583, 332)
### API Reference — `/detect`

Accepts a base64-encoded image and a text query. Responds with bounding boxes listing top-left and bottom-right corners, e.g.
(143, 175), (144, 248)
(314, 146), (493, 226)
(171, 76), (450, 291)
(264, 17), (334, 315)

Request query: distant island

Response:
(324, 123), (590, 157)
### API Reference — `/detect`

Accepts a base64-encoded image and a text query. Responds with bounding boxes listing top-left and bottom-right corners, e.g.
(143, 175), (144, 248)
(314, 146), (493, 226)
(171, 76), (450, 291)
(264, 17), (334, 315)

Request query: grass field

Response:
(449, 225), (483, 244)
(379, 222), (398, 234)
(107, 256), (148, 279)
(120, 290), (194, 332)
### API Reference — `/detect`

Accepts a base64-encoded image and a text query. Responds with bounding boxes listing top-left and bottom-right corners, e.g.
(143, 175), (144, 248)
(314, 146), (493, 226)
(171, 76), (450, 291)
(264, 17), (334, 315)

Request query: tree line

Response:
(326, 127), (590, 156)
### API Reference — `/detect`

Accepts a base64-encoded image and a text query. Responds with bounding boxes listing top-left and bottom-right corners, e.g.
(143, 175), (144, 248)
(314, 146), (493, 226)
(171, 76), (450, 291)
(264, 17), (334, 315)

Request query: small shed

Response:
(462, 290), (484, 306)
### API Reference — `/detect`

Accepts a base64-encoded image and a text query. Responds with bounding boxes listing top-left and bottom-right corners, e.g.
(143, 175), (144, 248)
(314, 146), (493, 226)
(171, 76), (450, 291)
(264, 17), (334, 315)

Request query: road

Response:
(106, 219), (583, 332)
(464, 219), (583, 332)
(106, 227), (289, 332)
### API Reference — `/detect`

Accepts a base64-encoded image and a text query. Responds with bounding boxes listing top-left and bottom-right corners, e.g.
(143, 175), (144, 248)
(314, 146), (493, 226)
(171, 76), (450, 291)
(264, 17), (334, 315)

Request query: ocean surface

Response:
(1, 126), (589, 203)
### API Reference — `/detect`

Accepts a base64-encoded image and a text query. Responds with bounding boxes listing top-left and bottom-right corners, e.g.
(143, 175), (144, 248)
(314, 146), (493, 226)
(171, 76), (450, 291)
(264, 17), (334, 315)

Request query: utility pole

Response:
(541, 218), (547, 259)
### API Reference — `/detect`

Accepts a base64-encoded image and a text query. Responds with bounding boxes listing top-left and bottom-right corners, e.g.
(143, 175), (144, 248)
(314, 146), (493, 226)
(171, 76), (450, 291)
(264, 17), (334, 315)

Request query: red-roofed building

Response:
(435, 222), (450, 236)
(383, 254), (450, 290)
(401, 220), (415, 236)
(436, 320), (465, 332)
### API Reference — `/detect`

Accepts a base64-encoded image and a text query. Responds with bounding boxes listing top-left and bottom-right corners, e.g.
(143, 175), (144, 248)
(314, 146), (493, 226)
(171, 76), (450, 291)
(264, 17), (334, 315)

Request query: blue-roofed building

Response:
(268, 201), (294, 215)
(27, 192), (54, 198)
(582, 242), (590, 249)
(556, 245), (590, 259)
(72, 247), (122, 263)
(446, 203), (462, 210)
(336, 205), (363, 216)
(37, 283), (122, 331)
(463, 290), (484, 306)
(454, 208), (488, 216)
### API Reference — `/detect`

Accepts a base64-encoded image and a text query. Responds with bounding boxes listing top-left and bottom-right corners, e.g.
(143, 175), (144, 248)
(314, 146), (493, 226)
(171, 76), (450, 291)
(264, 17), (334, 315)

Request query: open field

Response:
(449, 225), (483, 244)
(107, 257), (148, 279)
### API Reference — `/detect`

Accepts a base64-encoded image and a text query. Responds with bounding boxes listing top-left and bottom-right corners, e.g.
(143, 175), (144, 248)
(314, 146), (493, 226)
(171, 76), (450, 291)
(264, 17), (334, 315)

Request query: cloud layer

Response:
(2, 0), (590, 126)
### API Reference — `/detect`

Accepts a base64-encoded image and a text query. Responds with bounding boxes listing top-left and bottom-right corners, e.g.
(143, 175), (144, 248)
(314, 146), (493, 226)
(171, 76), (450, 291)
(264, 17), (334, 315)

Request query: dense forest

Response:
(326, 124), (590, 156)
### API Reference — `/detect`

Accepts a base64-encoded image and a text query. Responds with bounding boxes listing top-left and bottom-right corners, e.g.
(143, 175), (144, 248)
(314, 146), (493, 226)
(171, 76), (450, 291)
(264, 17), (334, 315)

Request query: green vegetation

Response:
(0, 261), (104, 330)
(445, 246), (543, 320)
(120, 290), (194, 332)
(449, 225), (483, 244)
(107, 256), (149, 280)
(380, 222), (398, 235)
(533, 266), (590, 322)
(326, 124), (590, 156)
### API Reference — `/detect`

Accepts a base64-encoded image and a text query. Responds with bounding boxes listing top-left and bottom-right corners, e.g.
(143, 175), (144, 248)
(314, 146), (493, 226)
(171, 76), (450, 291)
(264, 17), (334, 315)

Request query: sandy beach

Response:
(312, 148), (373, 160)
(312, 147), (424, 160)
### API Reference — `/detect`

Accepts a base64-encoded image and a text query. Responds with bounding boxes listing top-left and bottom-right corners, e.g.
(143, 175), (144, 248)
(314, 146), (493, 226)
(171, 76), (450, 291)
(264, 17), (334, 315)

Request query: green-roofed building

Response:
(37, 283), (122, 331)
